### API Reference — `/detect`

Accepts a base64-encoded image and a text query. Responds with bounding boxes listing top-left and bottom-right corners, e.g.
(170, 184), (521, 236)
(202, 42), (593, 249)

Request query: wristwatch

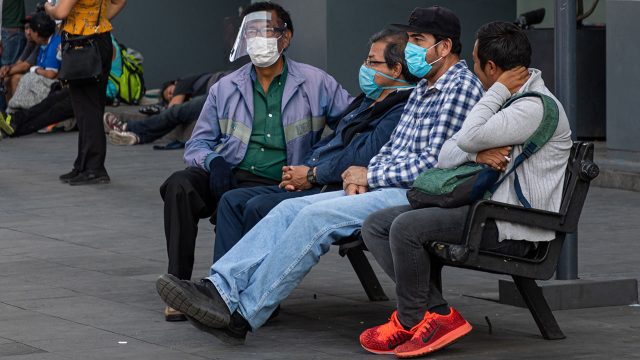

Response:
(306, 167), (317, 185)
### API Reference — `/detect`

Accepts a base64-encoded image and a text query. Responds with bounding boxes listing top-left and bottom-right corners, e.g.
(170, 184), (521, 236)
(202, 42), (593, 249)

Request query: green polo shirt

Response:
(236, 62), (288, 181)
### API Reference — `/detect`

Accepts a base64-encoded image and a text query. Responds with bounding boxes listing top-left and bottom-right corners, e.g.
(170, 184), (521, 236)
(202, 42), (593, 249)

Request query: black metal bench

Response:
(336, 141), (599, 340)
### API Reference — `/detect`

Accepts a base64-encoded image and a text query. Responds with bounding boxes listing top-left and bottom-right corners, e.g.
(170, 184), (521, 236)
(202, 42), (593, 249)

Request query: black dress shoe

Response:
(59, 169), (80, 183)
(186, 310), (249, 345)
(156, 274), (230, 328)
(68, 170), (110, 186)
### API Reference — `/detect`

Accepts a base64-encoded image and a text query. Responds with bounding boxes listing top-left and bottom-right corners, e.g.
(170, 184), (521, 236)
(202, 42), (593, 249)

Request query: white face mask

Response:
(246, 37), (281, 68)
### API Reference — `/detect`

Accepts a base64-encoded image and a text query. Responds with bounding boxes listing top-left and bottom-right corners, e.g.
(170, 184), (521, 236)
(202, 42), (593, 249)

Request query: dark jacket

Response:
(303, 89), (412, 185)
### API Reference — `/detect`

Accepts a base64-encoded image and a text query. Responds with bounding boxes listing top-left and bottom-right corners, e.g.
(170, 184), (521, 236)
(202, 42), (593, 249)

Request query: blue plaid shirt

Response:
(367, 60), (484, 189)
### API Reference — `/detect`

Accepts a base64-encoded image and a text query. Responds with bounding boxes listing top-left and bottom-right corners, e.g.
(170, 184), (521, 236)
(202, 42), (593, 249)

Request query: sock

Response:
(400, 321), (413, 331)
(429, 304), (451, 316)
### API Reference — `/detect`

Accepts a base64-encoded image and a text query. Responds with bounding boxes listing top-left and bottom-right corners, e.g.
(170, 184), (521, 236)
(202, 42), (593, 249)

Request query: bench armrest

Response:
(460, 200), (566, 261)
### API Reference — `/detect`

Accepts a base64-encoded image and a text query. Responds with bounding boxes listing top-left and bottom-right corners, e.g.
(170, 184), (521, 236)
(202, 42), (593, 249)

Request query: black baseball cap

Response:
(391, 6), (461, 39)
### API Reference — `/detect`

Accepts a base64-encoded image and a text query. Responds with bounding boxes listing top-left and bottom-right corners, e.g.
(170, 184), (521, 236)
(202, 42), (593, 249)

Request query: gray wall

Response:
(606, 0), (640, 153)
(273, 0), (327, 71)
(26, 0), (250, 87)
(275, 0), (515, 94)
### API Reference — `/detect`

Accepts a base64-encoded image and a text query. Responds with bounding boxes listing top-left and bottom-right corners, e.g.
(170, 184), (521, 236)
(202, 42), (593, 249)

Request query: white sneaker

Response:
(103, 112), (127, 133)
(108, 130), (140, 146)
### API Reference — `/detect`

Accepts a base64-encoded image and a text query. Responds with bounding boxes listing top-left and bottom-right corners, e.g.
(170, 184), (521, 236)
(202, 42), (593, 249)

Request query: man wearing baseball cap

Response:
(353, 7), (485, 356)
(154, 5), (483, 346)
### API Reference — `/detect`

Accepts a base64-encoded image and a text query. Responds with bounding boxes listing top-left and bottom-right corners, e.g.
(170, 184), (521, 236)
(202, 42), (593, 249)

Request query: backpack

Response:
(109, 44), (145, 104)
(406, 91), (560, 209)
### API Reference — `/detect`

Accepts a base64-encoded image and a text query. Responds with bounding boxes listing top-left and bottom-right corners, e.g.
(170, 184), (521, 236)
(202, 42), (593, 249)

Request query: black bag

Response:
(57, 0), (104, 83)
(58, 35), (102, 83)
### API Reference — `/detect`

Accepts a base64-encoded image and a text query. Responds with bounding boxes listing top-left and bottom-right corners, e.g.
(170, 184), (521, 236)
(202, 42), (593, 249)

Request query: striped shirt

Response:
(367, 60), (484, 189)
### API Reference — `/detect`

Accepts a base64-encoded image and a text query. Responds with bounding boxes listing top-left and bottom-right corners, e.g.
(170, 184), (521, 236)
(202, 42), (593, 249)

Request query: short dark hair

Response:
(30, 12), (55, 39)
(240, 2), (293, 35)
(369, 28), (419, 83)
(476, 21), (531, 70)
(434, 35), (461, 56)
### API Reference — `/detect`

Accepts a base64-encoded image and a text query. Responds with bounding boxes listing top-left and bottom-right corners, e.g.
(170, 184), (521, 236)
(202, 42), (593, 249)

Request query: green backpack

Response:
(109, 45), (145, 104)
(407, 91), (560, 209)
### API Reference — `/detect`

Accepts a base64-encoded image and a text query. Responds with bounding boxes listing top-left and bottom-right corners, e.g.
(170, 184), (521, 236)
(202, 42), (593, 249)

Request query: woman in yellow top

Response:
(45, 0), (126, 185)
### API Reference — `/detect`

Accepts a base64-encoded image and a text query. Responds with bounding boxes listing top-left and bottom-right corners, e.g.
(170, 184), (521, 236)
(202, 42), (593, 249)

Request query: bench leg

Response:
(346, 247), (388, 301)
(512, 275), (566, 340)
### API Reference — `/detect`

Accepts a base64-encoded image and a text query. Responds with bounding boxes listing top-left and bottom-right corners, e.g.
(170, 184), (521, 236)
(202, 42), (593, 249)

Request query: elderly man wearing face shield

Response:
(157, 2), (352, 322)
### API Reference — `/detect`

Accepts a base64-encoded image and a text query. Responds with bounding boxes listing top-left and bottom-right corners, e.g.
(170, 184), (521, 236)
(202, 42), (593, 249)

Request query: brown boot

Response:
(164, 306), (187, 322)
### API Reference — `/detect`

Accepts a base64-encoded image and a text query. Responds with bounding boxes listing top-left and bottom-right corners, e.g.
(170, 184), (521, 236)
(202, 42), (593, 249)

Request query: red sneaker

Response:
(394, 307), (472, 358)
(360, 311), (416, 354)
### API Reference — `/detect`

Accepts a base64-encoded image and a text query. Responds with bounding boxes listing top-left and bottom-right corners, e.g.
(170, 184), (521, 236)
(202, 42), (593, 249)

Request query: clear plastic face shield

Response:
(229, 10), (288, 63)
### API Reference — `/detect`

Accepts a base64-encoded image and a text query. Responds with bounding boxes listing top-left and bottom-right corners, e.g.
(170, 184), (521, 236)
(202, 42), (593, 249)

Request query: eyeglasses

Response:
(243, 27), (286, 39)
(363, 59), (387, 67)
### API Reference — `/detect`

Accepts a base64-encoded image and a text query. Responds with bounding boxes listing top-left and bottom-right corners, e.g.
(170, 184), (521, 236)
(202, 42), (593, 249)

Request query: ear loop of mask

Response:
(427, 40), (444, 66)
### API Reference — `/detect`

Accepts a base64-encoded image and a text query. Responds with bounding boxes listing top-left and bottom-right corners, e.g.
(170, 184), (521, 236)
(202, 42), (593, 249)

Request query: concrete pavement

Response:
(0, 131), (638, 359)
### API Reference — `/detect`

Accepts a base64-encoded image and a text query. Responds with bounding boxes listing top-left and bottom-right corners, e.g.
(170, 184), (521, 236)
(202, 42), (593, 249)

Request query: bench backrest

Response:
(556, 142), (599, 232)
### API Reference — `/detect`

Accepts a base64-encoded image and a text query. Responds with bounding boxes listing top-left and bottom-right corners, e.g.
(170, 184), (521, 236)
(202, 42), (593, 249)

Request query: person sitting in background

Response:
(0, 35), (124, 138)
(0, 13), (40, 102)
(7, 12), (61, 112)
(103, 71), (230, 146)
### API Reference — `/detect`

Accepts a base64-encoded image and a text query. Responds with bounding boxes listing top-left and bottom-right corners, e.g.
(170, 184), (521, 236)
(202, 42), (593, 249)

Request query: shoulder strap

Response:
(95, 0), (104, 29)
(490, 91), (560, 208)
(504, 91), (559, 159)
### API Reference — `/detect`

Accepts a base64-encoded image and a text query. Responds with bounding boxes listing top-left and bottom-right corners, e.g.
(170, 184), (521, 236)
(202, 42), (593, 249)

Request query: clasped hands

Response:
(279, 165), (369, 196)
(341, 166), (368, 196)
(279, 165), (312, 191)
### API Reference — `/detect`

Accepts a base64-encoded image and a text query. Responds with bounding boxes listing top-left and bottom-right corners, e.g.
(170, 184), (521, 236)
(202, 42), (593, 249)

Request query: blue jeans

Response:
(206, 187), (409, 329)
(212, 185), (323, 263)
(127, 95), (205, 144)
(1, 29), (26, 66)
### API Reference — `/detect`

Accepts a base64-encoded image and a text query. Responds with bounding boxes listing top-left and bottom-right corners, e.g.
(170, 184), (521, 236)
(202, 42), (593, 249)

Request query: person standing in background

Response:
(44, 0), (126, 185)
(1, 0), (27, 67)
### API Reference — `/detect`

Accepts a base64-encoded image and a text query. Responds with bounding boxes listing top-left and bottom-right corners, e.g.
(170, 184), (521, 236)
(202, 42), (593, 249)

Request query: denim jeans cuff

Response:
(208, 274), (236, 314)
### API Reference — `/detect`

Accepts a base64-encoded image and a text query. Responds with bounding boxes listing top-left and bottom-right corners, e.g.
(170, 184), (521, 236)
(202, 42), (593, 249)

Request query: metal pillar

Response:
(555, 0), (578, 280)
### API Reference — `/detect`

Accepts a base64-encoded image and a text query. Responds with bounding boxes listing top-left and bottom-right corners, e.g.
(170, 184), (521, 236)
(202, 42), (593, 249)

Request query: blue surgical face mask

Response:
(404, 41), (443, 78)
(358, 65), (414, 100)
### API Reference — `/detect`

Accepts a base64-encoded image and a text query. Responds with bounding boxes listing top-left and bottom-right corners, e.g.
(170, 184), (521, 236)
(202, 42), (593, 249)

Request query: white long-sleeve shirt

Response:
(437, 69), (573, 242)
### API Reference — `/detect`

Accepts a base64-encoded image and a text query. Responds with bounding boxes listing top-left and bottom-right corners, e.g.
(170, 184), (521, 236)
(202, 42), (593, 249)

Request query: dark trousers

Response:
(362, 205), (533, 328)
(127, 95), (206, 144)
(159, 167), (279, 280)
(12, 88), (74, 137)
(66, 32), (112, 173)
(213, 185), (323, 263)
